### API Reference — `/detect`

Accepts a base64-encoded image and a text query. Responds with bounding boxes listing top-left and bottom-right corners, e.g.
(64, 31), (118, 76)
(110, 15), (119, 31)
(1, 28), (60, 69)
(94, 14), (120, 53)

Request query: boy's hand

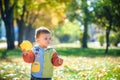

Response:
(58, 58), (63, 65)
(22, 49), (28, 55)
(22, 50), (35, 63)
(52, 52), (63, 66)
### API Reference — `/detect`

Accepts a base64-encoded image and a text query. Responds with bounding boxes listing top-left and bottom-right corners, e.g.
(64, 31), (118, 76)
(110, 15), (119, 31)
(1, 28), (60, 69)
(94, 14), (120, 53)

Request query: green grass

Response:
(0, 49), (22, 57)
(0, 48), (120, 58)
(56, 48), (120, 57)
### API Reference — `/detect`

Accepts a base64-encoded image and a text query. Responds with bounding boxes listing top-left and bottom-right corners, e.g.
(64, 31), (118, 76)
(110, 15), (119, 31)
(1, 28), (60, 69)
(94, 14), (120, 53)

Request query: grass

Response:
(0, 48), (120, 80)
(54, 56), (120, 80)
(56, 48), (120, 57)
(0, 48), (120, 58)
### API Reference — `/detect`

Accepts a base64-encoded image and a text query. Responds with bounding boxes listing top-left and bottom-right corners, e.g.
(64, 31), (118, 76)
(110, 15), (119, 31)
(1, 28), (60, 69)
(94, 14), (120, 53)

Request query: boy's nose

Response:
(47, 40), (51, 44)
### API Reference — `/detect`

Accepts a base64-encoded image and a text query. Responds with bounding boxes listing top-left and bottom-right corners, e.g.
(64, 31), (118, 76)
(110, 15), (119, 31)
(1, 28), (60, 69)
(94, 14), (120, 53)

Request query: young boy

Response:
(22, 27), (63, 80)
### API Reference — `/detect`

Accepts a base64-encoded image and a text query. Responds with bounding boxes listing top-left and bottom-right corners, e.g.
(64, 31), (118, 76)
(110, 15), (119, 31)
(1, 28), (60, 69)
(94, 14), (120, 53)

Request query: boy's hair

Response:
(35, 27), (51, 39)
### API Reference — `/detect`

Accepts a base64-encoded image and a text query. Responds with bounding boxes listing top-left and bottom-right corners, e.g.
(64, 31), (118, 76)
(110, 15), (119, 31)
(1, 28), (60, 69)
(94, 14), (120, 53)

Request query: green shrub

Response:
(98, 34), (105, 46)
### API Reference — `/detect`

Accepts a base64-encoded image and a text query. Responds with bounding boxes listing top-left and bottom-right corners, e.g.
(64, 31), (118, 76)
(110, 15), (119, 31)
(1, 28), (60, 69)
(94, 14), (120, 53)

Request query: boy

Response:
(22, 27), (63, 80)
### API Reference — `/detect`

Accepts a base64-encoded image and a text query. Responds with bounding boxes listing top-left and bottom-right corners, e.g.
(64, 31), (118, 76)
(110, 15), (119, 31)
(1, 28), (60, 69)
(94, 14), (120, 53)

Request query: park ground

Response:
(0, 43), (120, 80)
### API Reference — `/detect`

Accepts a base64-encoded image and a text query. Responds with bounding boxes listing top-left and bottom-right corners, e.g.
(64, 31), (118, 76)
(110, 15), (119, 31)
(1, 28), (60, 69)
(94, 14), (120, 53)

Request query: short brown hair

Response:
(35, 27), (51, 38)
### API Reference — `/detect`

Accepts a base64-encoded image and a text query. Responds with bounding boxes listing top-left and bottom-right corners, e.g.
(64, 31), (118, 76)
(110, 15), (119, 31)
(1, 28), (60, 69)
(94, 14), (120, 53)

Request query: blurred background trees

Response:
(0, 0), (17, 50)
(0, 0), (71, 49)
(0, 0), (120, 55)
(94, 0), (120, 54)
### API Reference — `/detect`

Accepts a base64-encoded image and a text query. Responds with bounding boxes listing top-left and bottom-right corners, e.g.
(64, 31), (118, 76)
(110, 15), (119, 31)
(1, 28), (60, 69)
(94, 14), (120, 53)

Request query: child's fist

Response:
(53, 58), (63, 67)
(22, 50), (35, 63)
(58, 58), (63, 65)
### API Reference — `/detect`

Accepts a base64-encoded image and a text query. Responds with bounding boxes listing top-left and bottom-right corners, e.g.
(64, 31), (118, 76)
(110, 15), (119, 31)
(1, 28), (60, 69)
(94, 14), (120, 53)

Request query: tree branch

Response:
(0, 0), (5, 19)
(20, 3), (26, 20)
(4, 0), (9, 13)
(31, 13), (39, 25)
(10, 0), (17, 11)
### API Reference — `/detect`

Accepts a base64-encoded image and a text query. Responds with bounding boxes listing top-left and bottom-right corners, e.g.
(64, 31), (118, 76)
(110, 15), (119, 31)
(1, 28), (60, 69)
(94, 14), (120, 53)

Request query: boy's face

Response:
(36, 33), (51, 48)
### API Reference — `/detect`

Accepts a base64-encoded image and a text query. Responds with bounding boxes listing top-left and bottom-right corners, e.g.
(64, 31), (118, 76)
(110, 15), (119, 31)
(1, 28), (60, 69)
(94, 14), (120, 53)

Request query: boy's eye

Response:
(44, 37), (51, 40)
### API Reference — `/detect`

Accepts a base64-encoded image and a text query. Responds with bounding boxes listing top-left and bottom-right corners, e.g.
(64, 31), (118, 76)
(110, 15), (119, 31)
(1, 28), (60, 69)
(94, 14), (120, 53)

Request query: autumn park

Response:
(0, 0), (120, 80)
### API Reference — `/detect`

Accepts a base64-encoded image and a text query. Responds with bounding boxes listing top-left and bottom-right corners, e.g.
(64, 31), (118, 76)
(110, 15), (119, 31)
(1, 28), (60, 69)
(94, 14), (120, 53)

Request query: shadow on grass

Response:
(0, 48), (120, 58)
(56, 48), (120, 57)
(0, 49), (22, 59)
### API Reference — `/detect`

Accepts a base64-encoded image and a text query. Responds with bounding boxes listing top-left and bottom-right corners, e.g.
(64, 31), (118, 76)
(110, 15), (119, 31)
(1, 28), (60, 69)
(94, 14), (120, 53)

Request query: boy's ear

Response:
(36, 38), (40, 42)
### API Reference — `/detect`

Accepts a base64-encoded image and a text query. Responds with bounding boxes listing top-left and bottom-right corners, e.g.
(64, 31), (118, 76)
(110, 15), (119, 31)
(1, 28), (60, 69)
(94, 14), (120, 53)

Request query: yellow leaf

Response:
(20, 40), (32, 51)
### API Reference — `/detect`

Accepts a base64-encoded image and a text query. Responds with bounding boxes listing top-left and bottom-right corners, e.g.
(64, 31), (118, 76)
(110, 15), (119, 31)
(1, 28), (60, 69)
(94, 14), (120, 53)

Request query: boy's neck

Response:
(38, 44), (47, 48)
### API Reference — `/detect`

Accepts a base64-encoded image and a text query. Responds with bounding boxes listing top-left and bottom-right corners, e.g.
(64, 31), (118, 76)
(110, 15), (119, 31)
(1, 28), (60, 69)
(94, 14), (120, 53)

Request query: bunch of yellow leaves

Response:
(20, 40), (32, 51)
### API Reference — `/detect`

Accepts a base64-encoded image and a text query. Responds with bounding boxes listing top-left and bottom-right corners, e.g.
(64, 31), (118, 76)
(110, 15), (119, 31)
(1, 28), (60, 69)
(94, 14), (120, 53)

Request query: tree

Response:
(80, 0), (89, 48)
(66, 0), (95, 48)
(0, 0), (17, 50)
(15, 0), (40, 45)
(94, 0), (120, 54)
(15, 0), (71, 45)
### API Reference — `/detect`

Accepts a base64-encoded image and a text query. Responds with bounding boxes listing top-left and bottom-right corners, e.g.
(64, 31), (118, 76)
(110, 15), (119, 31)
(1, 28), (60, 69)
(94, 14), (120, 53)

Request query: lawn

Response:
(0, 48), (120, 80)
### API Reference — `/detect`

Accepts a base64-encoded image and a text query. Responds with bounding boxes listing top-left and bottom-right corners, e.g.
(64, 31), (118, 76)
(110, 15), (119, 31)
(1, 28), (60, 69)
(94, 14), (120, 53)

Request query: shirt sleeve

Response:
(51, 51), (63, 67)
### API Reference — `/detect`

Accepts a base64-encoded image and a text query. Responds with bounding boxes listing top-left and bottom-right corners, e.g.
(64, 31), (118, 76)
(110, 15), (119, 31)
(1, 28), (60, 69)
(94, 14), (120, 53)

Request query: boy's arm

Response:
(51, 52), (63, 66)
(22, 50), (35, 63)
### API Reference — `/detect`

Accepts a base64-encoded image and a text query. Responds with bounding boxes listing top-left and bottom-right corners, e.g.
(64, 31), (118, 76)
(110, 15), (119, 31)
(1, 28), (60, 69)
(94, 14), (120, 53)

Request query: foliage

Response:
(95, 31), (120, 47)
(53, 21), (81, 43)
(109, 32), (120, 46)
(15, 0), (72, 28)
(98, 34), (105, 46)
(93, 0), (120, 54)
(59, 34), (70, 43)
(94, 0), (117, 24)
(0, 61), (30, 80)
(66, 0), (96, 48)
(109, 34), (116, 45)
(53, 56), (120, 80)
(94, 0), (120, 33)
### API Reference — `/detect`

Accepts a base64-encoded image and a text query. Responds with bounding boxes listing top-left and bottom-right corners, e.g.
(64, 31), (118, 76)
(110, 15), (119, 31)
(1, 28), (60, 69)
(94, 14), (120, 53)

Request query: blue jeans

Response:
(31, 75), (52, 80)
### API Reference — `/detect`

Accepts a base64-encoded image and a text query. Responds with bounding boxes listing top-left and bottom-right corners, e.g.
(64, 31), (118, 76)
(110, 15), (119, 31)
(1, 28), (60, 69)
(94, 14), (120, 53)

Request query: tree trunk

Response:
(105, 22), (112, 55)
(17, 19), (25, 46)
(82, 18), (88, 48)
(0, 0), (15, 50)
(25, 24), (35, 42)
(4, 8), (15, 50)
(81, 0), (88, 48)
(4, 20), (15, 50)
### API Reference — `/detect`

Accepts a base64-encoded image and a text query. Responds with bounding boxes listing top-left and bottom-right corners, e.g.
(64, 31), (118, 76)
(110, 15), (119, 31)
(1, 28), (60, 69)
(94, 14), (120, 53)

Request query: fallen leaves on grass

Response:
(0, 56), (120, 80)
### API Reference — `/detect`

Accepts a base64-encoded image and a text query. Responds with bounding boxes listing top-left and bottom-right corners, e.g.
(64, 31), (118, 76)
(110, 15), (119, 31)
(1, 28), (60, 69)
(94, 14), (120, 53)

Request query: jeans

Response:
(31, 75), (52, 80)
